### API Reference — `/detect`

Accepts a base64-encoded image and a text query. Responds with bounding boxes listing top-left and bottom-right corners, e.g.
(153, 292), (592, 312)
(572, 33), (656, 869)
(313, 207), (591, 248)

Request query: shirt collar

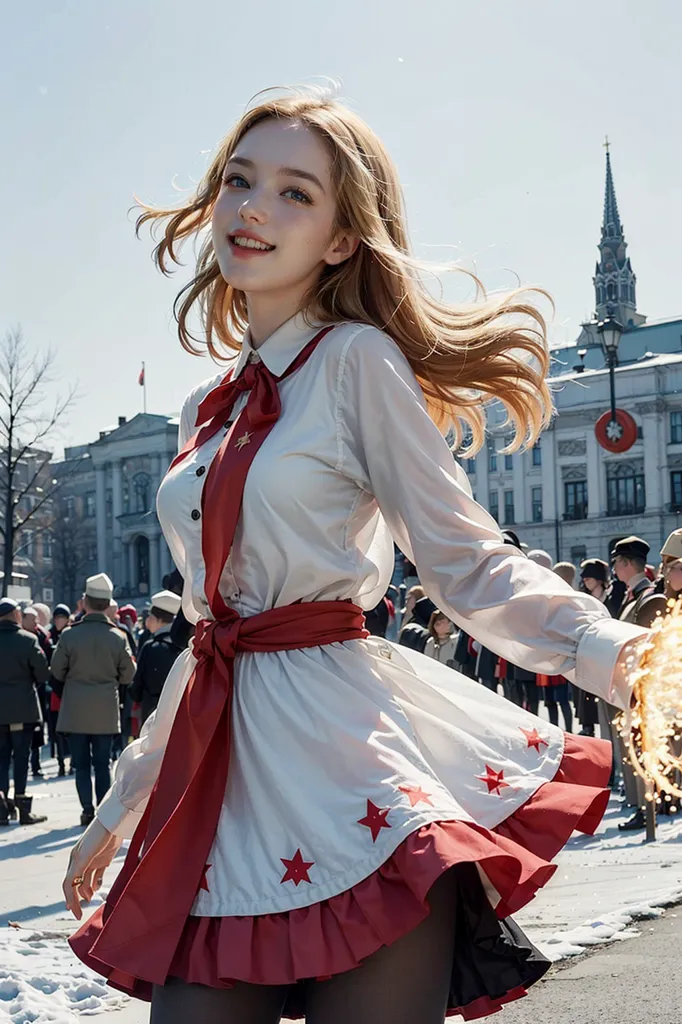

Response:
(233, 311), (329, 379)
(628, 573), (649, 593)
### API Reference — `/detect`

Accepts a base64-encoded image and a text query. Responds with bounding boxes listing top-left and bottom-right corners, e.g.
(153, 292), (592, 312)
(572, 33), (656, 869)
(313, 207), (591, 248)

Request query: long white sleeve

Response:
(338, 327), (645, 708)
(96, 648), (195, 838)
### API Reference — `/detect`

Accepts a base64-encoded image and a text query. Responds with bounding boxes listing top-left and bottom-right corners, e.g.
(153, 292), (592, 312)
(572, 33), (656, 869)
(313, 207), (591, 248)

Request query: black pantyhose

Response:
(150, 869), (459, 1024)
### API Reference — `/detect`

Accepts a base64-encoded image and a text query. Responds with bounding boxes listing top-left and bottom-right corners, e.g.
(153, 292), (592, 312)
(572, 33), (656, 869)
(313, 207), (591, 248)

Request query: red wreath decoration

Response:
(595, 409), (637, 453)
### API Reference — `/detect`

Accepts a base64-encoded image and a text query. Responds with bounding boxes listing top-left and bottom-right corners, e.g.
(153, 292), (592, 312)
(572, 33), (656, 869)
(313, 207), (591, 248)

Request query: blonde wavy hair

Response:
(136, 86), (552, 451)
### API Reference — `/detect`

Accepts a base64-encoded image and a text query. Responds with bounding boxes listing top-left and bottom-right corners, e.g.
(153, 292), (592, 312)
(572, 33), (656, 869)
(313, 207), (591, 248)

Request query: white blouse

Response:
(96, 313), (645, 899)
(162, 313), (642, 683)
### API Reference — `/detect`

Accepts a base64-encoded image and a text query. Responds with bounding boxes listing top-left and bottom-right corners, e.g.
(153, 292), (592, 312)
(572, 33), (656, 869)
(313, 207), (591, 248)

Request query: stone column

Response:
(127, 540), (137, 595)
(541, 428), (557, 522)
(642, 413), (663, 512)
(149, 532), (161, 595)
(541, 428), (558, 559)
(513, 452), (526, 525)
(160, 538), (173, 579)
(111, 460), (124, 588)
(476, 445), (489, 513)
(586, 428), (603, 518)
(95, 465), (107, 571)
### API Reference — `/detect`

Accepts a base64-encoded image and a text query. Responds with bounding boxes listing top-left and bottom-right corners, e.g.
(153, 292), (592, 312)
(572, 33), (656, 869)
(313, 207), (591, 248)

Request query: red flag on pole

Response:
(138, 365), (145, 386)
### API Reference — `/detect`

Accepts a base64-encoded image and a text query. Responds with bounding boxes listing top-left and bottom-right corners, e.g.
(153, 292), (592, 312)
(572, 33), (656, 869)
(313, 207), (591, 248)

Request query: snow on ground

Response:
(2, 754), (682, 1023)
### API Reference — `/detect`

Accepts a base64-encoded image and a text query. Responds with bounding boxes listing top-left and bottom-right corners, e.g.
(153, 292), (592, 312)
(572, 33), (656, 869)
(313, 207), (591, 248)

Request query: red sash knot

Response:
(78, 323), (369, 986)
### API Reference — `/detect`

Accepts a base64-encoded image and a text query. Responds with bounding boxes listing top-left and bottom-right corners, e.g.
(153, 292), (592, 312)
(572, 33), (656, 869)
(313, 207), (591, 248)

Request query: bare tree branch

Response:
(0, 326), (78, 596)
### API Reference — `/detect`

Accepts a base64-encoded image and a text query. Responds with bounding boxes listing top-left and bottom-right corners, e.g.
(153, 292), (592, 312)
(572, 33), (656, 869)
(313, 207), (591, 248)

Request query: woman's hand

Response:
(62, 818), (123, 920)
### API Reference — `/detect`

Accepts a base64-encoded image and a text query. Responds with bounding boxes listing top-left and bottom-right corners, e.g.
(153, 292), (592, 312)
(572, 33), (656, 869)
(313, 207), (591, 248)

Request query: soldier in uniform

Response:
(128, 590), (183, 725)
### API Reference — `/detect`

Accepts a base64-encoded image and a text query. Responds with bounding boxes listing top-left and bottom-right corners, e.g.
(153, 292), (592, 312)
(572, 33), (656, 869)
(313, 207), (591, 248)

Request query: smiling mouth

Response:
(229, 235), (276, 252)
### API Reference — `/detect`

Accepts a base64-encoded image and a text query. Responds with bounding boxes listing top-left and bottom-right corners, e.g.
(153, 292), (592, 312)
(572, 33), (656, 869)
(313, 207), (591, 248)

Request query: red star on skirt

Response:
(520, 726), (549, 752)
(199, 863), (212, 892)
(358, 799), (392, 842)
(280, 848), (314, 886)
(399, 785), (434, 807)
(476, 765), (510, 795)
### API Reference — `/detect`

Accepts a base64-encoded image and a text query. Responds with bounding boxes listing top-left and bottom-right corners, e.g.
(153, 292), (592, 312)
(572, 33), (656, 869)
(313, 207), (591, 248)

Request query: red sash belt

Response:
(87, 600), (368, 985)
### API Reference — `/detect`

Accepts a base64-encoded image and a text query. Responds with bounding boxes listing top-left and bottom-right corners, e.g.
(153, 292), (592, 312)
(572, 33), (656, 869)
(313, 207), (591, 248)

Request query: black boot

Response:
(57, 762), (66, 777)
(15, 795), (47, 825)
(0, 792), (10, 826)
(6, 797), (18, 822)
(80, 807), (95, 827)
(618, 808), (646, 831)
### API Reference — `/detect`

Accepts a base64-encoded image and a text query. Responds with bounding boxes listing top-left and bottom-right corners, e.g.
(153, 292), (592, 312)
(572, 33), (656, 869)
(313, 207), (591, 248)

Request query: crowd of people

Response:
(0, 571), (186, 828)
(3, 528), (682, 838)
(366, 527), (682, 833)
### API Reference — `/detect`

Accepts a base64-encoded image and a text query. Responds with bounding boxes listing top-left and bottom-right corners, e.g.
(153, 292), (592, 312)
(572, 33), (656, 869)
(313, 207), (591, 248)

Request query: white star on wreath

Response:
(606, 419), (624, 442)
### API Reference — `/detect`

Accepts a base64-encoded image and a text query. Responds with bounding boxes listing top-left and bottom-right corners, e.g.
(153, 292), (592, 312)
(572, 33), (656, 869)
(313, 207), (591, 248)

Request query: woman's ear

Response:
(324, 229), (360, 267)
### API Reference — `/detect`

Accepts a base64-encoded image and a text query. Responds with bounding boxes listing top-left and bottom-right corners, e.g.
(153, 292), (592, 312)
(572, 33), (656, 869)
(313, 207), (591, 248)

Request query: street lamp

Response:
(597, 315), (624, 442)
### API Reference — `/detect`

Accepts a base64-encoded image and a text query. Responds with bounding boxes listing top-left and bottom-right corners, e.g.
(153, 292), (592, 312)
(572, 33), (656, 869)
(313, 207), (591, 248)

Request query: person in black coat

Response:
(128, 591), (184, 725)
(398, 595), (436, 653)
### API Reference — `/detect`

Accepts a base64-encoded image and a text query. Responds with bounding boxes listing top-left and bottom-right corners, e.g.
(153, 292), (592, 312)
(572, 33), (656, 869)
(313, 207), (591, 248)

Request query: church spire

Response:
(602, 140), (623, 243)
(592, 139), (644, 327)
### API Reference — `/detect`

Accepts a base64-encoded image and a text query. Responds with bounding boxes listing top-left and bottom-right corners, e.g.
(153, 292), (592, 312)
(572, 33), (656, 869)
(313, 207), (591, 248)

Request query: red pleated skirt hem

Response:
(70, 732), (611, 1020)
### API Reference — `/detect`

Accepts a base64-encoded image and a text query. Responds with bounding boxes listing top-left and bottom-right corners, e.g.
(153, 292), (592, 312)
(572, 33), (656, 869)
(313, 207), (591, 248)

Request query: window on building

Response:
(671, 471), (682, 511)
(488, 450), (497, 473)
(489, 490), (499, 522)
(106, 488), (113, 519)
(671, 411), (682, 444)
(503, 436), (513, 471)
(564, 480), (588, 520)
(65, 495), (76, 518)
(531, 486), (543, 523)
(20, 530), (34, 560)
(607, 469), (645, 516)
(85, 492), (96, 518)
(134, 473), (152, 513)
(504, 489), (515, 525)
(86, 542), (97, 562)
(466, 458), (476, 475)
(532, 440), (542, 467)
(42, 532), (53, 561)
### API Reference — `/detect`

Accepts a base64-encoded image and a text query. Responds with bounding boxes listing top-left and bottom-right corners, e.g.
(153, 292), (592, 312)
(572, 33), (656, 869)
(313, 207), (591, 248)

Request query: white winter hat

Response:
(85, 573), (114, 600)
(150, 590), (181, 616)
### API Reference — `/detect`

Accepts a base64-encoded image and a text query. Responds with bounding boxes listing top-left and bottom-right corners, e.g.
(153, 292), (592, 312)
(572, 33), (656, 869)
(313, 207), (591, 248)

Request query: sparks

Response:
(623, 597), (682, 798)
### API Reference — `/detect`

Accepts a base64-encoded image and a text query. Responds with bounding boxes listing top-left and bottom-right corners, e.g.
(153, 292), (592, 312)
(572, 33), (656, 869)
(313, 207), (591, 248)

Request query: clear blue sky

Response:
(2, 0), (680, 453)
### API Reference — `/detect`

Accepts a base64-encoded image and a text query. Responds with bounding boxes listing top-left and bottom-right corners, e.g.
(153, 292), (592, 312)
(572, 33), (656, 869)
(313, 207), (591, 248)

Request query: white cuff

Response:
(96, 786), (146, 840)
(574, 617), (648, 709)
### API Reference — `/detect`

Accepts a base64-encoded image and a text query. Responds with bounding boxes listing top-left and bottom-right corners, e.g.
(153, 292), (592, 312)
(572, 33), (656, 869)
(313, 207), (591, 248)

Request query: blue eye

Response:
(283, 187), (312, 204)
(223, 174), (249, 189)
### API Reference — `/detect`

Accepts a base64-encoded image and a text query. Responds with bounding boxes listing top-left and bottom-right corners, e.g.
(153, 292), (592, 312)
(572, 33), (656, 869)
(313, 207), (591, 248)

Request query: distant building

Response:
(53, 414), (179, 608)
(0, 448), (56, 603)
(463, 146), (682, 565)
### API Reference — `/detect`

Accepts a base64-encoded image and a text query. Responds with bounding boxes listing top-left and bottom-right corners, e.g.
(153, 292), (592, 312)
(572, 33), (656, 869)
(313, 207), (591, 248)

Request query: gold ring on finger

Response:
(71, 876), (85, 886)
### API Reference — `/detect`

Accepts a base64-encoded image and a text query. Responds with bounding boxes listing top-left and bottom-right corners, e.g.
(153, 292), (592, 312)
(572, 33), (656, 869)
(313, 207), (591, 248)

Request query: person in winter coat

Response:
(424, 611), (458, 667)
(397, 595), (435, 653)
(51, 575), (136, 827)
(0, 598), (50, 825)
(48, 604), (72, 776)
(21, 607), (53, 778)
(129, 591), (183, 725)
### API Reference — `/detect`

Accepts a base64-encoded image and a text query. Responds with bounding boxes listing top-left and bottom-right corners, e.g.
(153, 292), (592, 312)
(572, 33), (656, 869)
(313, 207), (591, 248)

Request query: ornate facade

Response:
(53, 414), (179, 608)
(462, 148), (682, 565)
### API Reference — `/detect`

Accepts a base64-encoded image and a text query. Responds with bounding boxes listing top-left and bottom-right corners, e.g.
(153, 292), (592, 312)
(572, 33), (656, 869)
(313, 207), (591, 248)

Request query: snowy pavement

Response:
(2, 754), (682, 1023)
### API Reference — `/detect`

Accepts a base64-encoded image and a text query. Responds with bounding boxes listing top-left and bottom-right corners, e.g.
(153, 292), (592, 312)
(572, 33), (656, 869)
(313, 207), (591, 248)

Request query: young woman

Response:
(63, 89), (647, 1023)
(424, 611), (457, 667)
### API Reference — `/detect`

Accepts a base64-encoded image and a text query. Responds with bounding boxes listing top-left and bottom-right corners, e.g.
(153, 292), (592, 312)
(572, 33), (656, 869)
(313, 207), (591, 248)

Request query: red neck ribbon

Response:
(86, 325), (368, 987)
